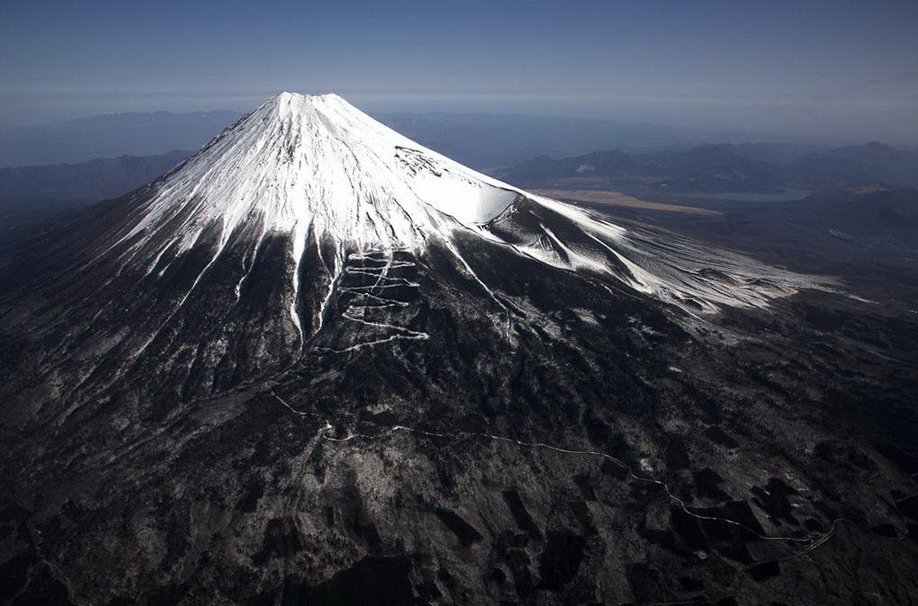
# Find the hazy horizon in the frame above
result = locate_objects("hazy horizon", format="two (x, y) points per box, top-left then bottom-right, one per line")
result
(2, 1), (917, 144)
(0, 101), (862, 145)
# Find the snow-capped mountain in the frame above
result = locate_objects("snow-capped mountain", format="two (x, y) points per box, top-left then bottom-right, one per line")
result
(0, 93), (814, 421)
(98, 92), (806, 326)
(4, 94), (910, 606)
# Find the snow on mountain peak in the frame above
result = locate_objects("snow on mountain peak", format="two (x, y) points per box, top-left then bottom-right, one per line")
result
(92, 91), (818, 337)
(117, 91), (521, 258)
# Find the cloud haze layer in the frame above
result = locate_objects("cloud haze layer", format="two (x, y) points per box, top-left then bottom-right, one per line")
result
(1, 1), (916, 142)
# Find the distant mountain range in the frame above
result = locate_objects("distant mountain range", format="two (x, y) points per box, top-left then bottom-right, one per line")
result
(373, 113), (846, 170)
(0, 150), (188, 211)
(500, 142), (918, 192)
(2, 109), (914, 225)
(0, 111), (240, 167)
(0, 108), (849, 170)
(5, 140), (917, 224)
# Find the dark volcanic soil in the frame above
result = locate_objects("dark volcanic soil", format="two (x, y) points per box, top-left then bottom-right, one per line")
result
(1, 196), (917, 604)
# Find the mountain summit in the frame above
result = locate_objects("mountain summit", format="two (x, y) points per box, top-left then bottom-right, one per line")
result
(0, 92), (811, 414)
(123, 92), (520, 254)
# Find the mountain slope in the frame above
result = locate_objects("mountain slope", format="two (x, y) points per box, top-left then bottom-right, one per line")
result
(1, 93), (916, 605)
(0, 93), (809, 421)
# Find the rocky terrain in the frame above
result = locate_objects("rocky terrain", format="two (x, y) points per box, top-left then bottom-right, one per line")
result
(1, 93), (916, 605)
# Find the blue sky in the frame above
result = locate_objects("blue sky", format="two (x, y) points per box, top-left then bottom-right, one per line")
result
(1, 0), (917, 141)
